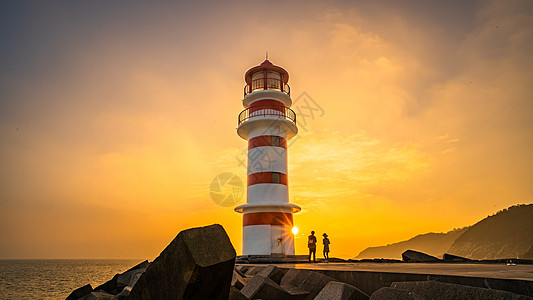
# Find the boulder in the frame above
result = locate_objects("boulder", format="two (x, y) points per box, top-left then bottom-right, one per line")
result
(234, 266), (247, 278)
(94, 261), (149, 295)
(401, 250), (440, 263)
(117, 268), (145, 288)
(280, 269), (337, 299)
(370, 287), (425, 300)
(256, 265), (284, 285)
(280, 284), (310, 300)
(314, 281), (369, 300)
(442, 253), (471, 262)
(240, 274), (292, 300)
(128, 224), (236, 300)
(229, 285), (248, 300)
(66, 284), (93, 300)
(115, 286), (132, 299)
(391, 280), (533, 300)
(235, 265), (250, 274)
(93, 274), (119, 294)
(244, 265), (266, 276)
(78, 291), (115, 300)
(232, 270), (249, 290)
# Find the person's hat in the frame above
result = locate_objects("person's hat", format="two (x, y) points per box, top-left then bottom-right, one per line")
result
(323, 233), (328, 237)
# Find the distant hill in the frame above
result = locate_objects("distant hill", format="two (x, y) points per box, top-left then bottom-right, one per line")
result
(355, 228), (468, 260)
(355, 204), (533, 260)
(448, 204), (533, 259)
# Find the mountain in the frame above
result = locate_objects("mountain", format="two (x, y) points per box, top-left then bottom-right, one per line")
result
(355, 228), (468, 260)
(355, 204), (533, 260)
(448, 204), (533, 259)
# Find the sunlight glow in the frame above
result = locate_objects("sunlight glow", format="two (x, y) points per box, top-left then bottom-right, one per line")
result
(292, 227), (299, 235)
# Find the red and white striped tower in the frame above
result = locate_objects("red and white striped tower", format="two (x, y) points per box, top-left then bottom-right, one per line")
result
(235, 59), (300, 256)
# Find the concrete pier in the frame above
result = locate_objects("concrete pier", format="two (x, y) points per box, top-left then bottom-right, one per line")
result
(239, 262), (533, 297)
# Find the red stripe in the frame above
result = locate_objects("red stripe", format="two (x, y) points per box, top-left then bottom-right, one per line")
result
(243, 212), (293, 226)
(249, 100), (285, 114)
(248, 136), (287, 150)
(249, 99), (285, 108)
(248, 172), (288, 186)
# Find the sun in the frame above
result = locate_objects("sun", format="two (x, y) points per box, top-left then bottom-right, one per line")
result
(292, 227), (299, 235)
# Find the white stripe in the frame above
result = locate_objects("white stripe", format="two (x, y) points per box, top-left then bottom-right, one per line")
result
(247, 184), (289, 205)
(248, 146), (287, 175)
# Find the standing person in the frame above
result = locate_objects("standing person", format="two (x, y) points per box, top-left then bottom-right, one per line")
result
(308, 231), (317, 262)
(323, 233), (330, 262)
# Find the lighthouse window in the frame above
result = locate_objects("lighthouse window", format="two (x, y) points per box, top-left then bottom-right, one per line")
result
(271, 136), (280, 147)
(272, 172), (281, 184)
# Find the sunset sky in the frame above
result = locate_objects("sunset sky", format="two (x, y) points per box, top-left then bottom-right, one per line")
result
(1, 0), (532, 259)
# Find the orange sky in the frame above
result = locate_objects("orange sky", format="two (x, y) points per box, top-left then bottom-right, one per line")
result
(1, 1), (532, 259)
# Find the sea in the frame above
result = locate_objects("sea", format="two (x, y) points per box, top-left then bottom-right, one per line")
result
(0, 259), (142, 299)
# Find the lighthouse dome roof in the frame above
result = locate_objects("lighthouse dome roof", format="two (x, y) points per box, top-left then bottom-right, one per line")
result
(245, 59), (289, 84)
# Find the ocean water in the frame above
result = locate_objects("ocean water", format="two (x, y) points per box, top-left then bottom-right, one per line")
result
(0, 259), (142, 299)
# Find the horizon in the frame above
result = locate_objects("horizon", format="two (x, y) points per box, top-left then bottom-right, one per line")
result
(1, 0), (532, 259)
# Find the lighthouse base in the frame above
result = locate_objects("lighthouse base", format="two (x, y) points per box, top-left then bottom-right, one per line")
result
(243, 225), (295, 256)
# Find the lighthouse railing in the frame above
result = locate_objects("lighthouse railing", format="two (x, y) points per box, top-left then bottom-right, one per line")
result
(238, 105), (296, 126)
(244, 78), (290, 97)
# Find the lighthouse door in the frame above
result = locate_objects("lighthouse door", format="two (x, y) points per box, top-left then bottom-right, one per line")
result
(270, 225), (283, 254)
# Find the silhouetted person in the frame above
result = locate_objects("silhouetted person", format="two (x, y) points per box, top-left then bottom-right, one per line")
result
(308, 231), (317, 262)
(322, 233), (330, 262)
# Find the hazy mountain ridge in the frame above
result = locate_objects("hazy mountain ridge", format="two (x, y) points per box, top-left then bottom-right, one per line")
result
(355, 228), (468, 260)
(448, 204), (533, 259)
(355, 204), (533, 260)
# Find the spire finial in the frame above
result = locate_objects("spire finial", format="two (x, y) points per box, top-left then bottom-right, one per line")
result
(266, 51), (268, 60)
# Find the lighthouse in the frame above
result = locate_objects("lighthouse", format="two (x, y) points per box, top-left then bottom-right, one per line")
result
(235, 59), (301, 256)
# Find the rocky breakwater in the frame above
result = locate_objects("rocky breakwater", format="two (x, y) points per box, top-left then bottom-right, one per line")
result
(68, 224), (533, 299)
(67, 224), (236, 299)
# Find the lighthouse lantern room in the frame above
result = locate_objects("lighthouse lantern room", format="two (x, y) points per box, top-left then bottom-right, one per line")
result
(235, 59), (301, 256)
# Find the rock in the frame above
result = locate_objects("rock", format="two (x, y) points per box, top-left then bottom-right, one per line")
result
(442, 253), (471, 262)
(280, 269), (337, 299)
(234, 266), (247, 278)
(128, 224), (236, 300)
(240, 274), (292, 300)
(93, 260), (149, 295)
(235, 265), (250, 274)
(401, 250), (440, 263)
(115, 286), (132, 299)
(244, 265), (266, 276)
(117, 268), (146, 288)
(370, 287), (425, 300)
(280, 284), (310, 300)
(391, 280), (533, 300)
(93, 274), (120, 294)
(314, 281), (369, 300)
(232, 270), (249, 290)
(78, 291), (115, 300)
(229, 285), (248, 300)
(256, 265), (284, 285)
(66, 284), (93, 300)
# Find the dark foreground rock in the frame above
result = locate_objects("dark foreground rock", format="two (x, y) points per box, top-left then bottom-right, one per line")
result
(92, 260), (149, 296)
(402, 250), (441, 263)
(442, 253), (471, 262)
(228, 285), (247, 300)
(256, 265), (285, 285)
(66, 284), (93, 300)
(240, 274), (292, 300)
(232, 270), (249, 290)
(392, 280), (533, 300)
(370, 287), (425, 300)
(280, 269), (337, 299)
(314, 281), (369, 300)
(128, 224), (236, 300)
(78, 291), (115, 300)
